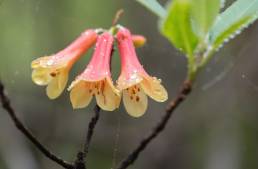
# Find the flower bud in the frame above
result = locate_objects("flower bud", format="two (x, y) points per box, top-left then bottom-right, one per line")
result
(132, 35), (146, 48)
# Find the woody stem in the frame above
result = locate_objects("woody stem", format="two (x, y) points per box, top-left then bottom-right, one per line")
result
(74, 105), (100, 169)
(116, 79), (193, 169)
(0, 81), (74, 169)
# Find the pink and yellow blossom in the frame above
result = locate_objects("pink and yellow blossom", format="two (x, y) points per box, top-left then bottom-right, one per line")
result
(31, 29), (97, 99)
(69, 32), (121, 111)
(116, 27), (168, 117)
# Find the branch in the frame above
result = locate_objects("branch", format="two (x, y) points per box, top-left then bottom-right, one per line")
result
(116, 79), (192, 169)
(74, 105), (100, 169)
(0, 81), (74, 169)
(83, 105), (100, 156)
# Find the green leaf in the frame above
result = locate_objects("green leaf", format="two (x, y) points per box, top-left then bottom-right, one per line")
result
(209, 0), (258, 50)
(161, 0), (198, 56)
(191, 0), (221, 38)
(135, 0), (166, 18)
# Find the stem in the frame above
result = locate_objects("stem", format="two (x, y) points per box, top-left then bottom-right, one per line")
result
(187, 55), (198, 81)
(116, 79), (193, 169)
(83, 105), (100, 156)
(74, 105), (100, 169)
(135, 0), (166, 18)
(200, 47), (216, 67)
(0, 81), (73, 169)
(112, 9), (124, 26)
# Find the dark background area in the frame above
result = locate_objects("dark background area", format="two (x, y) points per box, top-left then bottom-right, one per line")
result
(0, 0), (258, 169)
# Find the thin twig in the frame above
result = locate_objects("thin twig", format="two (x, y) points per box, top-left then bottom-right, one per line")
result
(112, 9), (124, 26)
(74, 105), (100, 169)
(116, 80), (192, 169)
(0, 81), (74, 169)
(83, 105), (100, 156)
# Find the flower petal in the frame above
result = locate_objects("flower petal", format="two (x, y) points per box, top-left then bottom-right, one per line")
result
(141, 77), (168, 102)
(31, 56), (49, 69)
(32, 68), (52, 86)
(117, 72), (143, 90)
(123, 85), (148, 117)
(46, 69), (68, 99)
(95, 78), (121, 111)
(70, 81), (93, 109)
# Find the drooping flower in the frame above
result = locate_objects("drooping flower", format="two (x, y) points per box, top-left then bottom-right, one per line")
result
(69, 32), (121, 111)
(116, 27), (168, 117)
(31, 29), (97, 99)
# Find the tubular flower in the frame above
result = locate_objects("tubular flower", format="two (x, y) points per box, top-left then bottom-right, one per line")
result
(69, 32), (121, 111)
(31, 29), (97, 99)
(116, 27), (168, 117)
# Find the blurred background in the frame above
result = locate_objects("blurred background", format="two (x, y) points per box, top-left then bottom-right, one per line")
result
(0, 0), (258, 169)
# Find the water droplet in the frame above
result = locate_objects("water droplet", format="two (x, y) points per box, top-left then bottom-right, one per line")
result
(47, 60), (54, 66)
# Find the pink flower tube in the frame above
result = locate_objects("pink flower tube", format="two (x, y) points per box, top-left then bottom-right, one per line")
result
(31, 29), (97, 99)
(117, 27), (168, 117)
(69, 32), (121, 111)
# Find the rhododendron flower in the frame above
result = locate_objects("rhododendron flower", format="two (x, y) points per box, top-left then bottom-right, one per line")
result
(31, 29), (97, 99)
(69, 32), (120, 111)
(116, 27), (168, 117)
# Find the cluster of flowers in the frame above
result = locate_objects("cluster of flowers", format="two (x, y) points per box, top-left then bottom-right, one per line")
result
(31, 26), (167, 117)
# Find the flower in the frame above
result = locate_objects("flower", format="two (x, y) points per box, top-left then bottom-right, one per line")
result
(132, 35), (146, 48)
(31, 29), (97, 99)
(116, 27), (168, 117)
(69, 32), (121, 111)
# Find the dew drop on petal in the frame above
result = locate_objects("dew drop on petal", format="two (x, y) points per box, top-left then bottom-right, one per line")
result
(47, 60), (54, 66)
